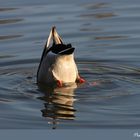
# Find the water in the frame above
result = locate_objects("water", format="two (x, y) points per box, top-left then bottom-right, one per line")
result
(0, 0), (140, 129)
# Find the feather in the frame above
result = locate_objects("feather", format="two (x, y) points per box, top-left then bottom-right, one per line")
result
(37, 26), (83, 87)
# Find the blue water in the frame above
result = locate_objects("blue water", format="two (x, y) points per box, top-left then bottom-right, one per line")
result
(0, 0), (140, 129)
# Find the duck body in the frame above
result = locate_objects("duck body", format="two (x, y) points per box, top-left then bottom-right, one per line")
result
(37, 26), (85, 87)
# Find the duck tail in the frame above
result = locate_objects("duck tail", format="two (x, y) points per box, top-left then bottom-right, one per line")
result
(52, 26), (63, 44)
(45, 26), (63, 48)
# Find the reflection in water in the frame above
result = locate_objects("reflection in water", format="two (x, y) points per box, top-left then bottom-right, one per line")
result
(38, 84), (77, 129)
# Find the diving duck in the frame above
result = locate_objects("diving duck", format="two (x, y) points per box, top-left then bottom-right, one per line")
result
(37, 26), (85, 87)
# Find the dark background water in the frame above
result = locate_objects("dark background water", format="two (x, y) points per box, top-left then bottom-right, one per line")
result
(0, 0), (140, 129)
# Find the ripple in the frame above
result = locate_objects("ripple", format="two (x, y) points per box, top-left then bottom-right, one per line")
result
(83, 2), (109, 9)
(79, 12), (116, 19)
(95, 35), (128, 40)
(0, 55), (14, 59)
(0, 34), (23, 41)
(0, 7), (17, 12)
(0, 98), (12, 103)
(0, 18), (23, 25)
(0, 58), (38, 67)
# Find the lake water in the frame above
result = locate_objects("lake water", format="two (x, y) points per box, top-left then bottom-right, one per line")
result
(0, 0), (140, 129)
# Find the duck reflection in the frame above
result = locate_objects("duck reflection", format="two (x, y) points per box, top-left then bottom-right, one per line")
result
(38, 83), (77, 129)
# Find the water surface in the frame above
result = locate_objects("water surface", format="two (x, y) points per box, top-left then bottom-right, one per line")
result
(0, 0), (140, 129)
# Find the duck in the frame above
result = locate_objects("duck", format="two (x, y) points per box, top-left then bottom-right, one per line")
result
(37, 26), (85, 87)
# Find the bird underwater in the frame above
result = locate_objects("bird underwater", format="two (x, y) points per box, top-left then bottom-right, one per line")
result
(37, 26), (85, 87)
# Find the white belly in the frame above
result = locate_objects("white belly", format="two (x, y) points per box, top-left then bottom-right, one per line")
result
(52, 58), (77, 83)
(38, 53), (78, 84)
